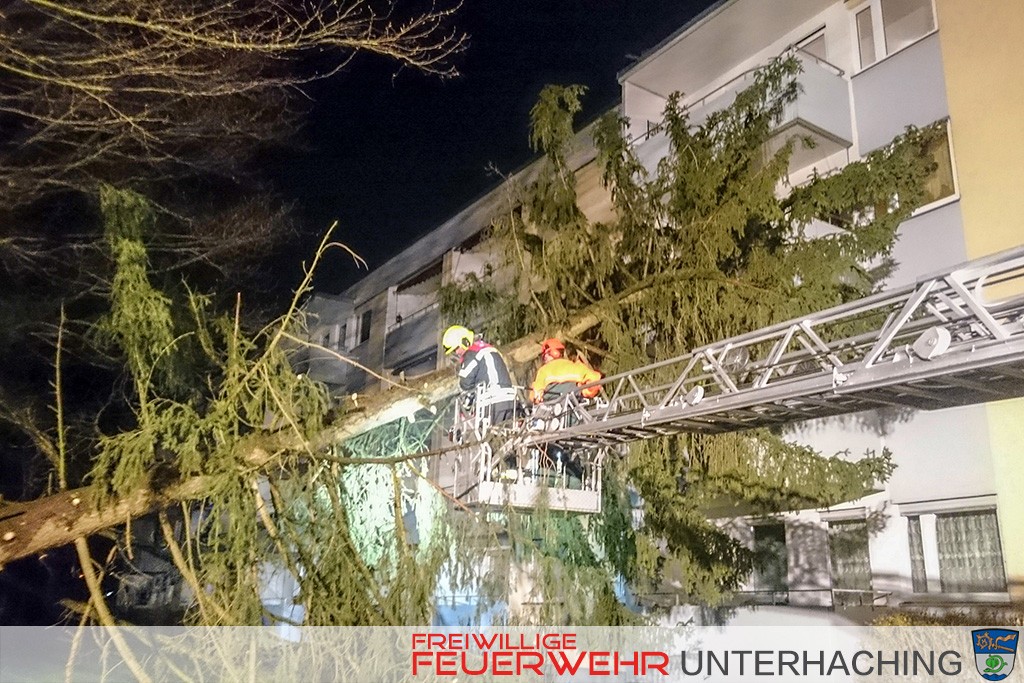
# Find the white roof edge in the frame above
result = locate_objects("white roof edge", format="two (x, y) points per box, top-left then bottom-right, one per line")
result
(617, 0), (735, 85)
(307, 291), (352, 302)
(338, 110), (616, 306)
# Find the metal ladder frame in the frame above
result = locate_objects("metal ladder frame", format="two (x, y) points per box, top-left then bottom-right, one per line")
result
(444, 245), (1024, 510)
(518, 245), (1024, 448)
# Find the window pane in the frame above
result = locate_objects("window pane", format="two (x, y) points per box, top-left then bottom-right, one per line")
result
(921, 124), (956, 205)
(752, 524), (788, 594)
(882, 0), (935, 55)
(857, 8), (876, 68)
(936, 510), (1007, 593)
(907, 516), (928, 593)
(359, 310), (372, 343)
(799, 34), (827, 62)
(829, 519), (872, 604)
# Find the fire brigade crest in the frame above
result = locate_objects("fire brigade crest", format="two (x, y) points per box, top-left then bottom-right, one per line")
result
(972, 629), (1018, 681)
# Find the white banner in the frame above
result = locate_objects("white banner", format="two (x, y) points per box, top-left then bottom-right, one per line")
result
(0, 625), (1019, 682)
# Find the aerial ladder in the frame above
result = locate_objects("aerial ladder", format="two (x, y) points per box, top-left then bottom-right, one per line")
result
(447, 245), (1024, 513)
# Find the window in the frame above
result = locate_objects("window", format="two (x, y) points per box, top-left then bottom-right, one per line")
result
(920, 122), (956, 206)
(935, 510), (1007, 593)
(828, 519), (872, 604)
(904, 507), (1008, 595)
(856, 9), (876, 67)
(752, 524), (788, 593)
(881, 0), (935, 55)
(358, 309), (372, 344)
(843, 121), (954, 218)
(855, 0), (935, 69)
(339, 324), (347, 350)
(907, 516), (928, 592)
(797, 30), (827, 62)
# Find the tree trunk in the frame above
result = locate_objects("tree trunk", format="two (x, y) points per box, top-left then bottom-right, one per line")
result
(0, 477), (208, 565)
(0, 309), (604, 565)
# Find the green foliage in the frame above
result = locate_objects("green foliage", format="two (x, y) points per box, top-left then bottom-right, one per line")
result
(94, 186), (183, 395)
(84, 187), (454, 626)
(527, 84), (590, 237)
(439, 273), (527, 347)
(594, 459), (639, 582)
(80, 52), (945, 629)
(874, 606), (1024, 626)
(465, 57), (944, 607)
(439, 272), (500, 321)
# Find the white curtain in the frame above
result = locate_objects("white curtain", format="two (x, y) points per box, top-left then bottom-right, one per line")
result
(906, 516), (927, 592)
(936, 510), (1007, 593)
(829, 519), (872, 604)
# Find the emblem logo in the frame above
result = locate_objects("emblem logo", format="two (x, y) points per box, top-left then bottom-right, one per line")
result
(972, 629), (1018, 681)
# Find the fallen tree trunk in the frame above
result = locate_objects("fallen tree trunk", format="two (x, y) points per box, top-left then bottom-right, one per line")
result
(0, 308), (604, 565)
(0, 477), (209, 566)
(323, 308), (605, 441)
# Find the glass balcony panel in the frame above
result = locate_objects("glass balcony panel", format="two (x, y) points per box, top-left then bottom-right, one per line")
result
(384, 302), (440, 371)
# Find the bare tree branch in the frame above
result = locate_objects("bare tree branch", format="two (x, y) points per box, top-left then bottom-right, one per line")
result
(0, 0), (465, 209)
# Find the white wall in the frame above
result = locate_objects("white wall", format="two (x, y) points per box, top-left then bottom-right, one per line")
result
(788, 401), (995, 505)
(625, 0), (1009, 615)
(851, 32), (949, 153)
(888, 202), (967, 288)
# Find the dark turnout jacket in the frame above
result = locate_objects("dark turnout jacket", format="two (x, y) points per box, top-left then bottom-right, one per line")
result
(457, 340), (517, 422)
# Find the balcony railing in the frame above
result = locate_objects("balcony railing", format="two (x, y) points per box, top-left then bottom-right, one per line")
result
(384, 301), (440, 370)
(731, 587), (890, 608)
(628, 47), (851, 171)
(636, 587), (891, 610)
(387, 299), (440, 333)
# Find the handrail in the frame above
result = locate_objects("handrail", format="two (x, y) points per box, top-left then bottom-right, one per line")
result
(790, 45), (845, 78)
(626, 45), (846, 147)
(387, 300), (440, 333)
(638, 587), (892, 608)
(624, 63), (764, 146)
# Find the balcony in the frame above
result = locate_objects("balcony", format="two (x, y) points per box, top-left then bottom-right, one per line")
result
(307, 343), (372, 392)
(384, 301), (440, 373)
(306, 347), (349, 386)
(631, 51), (852, 174)
(620, 0), (835, 109)
(773, 52), (853, 170)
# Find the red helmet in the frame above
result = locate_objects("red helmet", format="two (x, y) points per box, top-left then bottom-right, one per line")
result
(540, 338), (565, 358)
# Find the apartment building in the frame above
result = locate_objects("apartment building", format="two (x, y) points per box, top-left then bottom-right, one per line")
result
(619, 0), (1023, 611)
(298, 125), (613, 396)
(302, 0), (1023, 616)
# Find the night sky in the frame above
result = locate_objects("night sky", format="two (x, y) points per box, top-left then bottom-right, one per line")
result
(265, 1), (718, 294)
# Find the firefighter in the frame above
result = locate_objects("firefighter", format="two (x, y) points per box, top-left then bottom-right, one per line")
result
(442, 325), (517, 425)
(529, 338), (602, 403)
(528, 337), (600, 488)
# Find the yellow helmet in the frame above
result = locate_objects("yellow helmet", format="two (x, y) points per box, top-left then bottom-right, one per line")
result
(442, 325), (474, 355)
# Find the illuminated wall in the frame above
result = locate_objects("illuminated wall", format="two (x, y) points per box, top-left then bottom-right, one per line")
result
(935, 0), (1024, 599)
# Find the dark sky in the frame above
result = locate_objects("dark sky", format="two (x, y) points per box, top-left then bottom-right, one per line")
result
(266, 1), (717, 293)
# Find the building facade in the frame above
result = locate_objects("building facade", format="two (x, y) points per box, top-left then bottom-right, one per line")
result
(302, 0), (1023, 615)
(619, 0), (1023, 610)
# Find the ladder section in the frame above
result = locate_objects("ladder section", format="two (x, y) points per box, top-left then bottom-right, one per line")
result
(521, 246), (1024, 449)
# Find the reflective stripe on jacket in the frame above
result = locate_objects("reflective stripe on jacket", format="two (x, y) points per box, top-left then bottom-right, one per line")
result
(458, 341), (514, 406)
